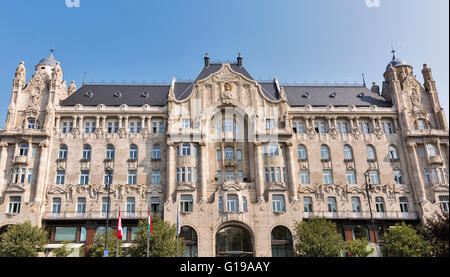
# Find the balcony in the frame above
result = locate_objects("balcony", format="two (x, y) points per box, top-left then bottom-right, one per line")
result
(428, 155), (443, 165)
(223, 159), (236, 167)
(13, 155), (28, 165)
(43, 210), (149, 220)
(302, 211), (419, 220)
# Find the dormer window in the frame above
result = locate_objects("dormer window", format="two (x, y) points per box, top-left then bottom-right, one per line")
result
(114, 91), (122, 98)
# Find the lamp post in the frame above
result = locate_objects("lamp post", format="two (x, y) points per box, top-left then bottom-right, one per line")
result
(104, 168), (113, 257)
(364, 169), (378, 244)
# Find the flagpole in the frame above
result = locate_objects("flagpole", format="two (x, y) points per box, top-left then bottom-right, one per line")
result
(147, 206), (150, 258)
(176, 199), (179, 257)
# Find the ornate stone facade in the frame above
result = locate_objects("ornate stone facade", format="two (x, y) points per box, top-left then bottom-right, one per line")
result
(0, 51), (448, 257)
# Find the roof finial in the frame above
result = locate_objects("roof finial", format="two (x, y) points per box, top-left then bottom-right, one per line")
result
(237, 52), (243, 67)
(82, 72), (87, 86)
(204, 53), (210, 67)
(391, 45), (396, 59)
(362, 73), (366, 87)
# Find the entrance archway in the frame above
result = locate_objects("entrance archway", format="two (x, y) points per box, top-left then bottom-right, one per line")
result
(215, 225), (253, 257)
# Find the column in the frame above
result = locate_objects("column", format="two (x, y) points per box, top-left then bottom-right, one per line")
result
(407, 142), (426, 203)
(124, 116), (129, 131)
(55, 116), (61, 131)
(166, 142), (176, 202)
(95, 116), (100, 130)
(118, 116), (123, 129)
(72, 116), (77, 129)
(79, 116), (84, 132)
(254, 142), (265, 202)
(200, 142), (208, 202)
(286, 142), (298, 201)
(34, 141), (49, 203)
(147, 116), (152, 132)
(102, 116), (107, 129)
(0, 142), (9, 195)
(140, 116), (145, 130)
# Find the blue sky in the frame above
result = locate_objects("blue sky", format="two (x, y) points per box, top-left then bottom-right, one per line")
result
(0, 0), (448, 125)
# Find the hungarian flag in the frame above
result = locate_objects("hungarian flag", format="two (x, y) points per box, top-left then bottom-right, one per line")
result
(117, 211), (123, 240)
(147, 209), (152, 237)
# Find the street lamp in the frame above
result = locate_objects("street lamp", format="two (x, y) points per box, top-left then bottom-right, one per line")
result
(104, 168), (113, 257)
(364, 169), (378, 245)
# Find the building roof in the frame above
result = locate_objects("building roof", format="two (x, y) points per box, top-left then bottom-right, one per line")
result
(60, 62), (392, 108)
(38, 50), (59, 67)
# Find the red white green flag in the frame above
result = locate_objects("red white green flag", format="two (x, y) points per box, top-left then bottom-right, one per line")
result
(147, 209), (152, 237)
(117, 211), (123, 240)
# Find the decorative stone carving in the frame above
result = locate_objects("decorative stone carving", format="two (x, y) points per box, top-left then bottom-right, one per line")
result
(307, 127), (316, 139)
(374, 127), (384, 139)
(351, 127), (361, 139)
(94, 127), (104, 138)
(118, 128), (127, 138)
(14, 61), (26, 85)
(71, 127), (80, 138)
(140, 127), (150, 138)
(329, 127), (338, 138)
(68, 80), (77, 94)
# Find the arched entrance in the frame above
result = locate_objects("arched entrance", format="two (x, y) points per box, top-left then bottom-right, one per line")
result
(180, 226), (198, 257)
(215, 225), (253, 257)
(270, 226), (294, 257)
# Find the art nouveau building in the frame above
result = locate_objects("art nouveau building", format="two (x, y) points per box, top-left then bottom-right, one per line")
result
(0, 51), (448, 257)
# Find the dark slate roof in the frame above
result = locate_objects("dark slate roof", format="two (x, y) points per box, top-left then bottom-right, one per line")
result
(283, 85), (392, 107)
(61, 63), (391, 108)
(176, 63), (254, 100)
(60, 84), (170, 106)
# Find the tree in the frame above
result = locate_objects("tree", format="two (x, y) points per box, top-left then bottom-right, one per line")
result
(344, 239), (374, 257)
(294, 218), (345, 257)
(0, 222), (48, 257)
(89, 229), (124, 257)
(382, 222), (431, 257)
(51, 240), (74, 257)
(418, 212), (449, 257)
(126, 216), (185, 257)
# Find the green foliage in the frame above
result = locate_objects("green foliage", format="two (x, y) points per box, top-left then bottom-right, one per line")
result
(0, 222), (48, 257)
(126, 216), (185, 257)
(382, 222), (432, 257)
(294, 218), (345, 257)
(344, 239), (374, 257)
(418, 212), (449, 257)
(89, 230), (124, 257)
(52, 240), (74, 257)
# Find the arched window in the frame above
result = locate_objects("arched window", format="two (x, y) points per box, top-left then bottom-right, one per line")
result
(366, 145), (376, 161)
(388, 146), (399, 161)
(271, 226), (294, 257)
(343, 145), (353, 160)
(152, 145), (161, 159)
(182, 143), (191, 156)
(82, 145), (91, 160)
(19, 143), (29, 156)
(59, 145), (68, 159)
(298, 145), (307, 160)
(181, 226), (198, 257)
(129, 144), (138, 159)
(27, 118), (36, 129)
(320, 145), (330, 160)
(216, 226), (253, 257)
(106, 145), (115, 159)
(416, 119), (427, 130)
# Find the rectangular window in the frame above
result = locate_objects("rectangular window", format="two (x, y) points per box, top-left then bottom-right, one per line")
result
(224, 119), (233, 133)
(272, 195), (286, 212)
(276, 167), (281, 182)
(265, 168), (269, 182)
(238, 171), (244, 182)
(337, 121), (349, 134)
(152, 170), (160, 184)
(181, 167), (186, 182)
(104, 170), (113, 185)
(352, 197), (361, 212)
(218, 196), (223, 212)
(180, 195), (193, 212)
(52, 198), (61, 214)
(126, 197), (136, 215)
(266, 119), (275, 129)
(439, 196), (449, 212)
(236, 150), (242, 160)
(80, 170), (89, 185)
(393, 170), (403, 184)
(369, 170), (380, 185)
(182, 119), (191, 129)
(303, 197), (313, 213)
(217, 171), (222, 182)
(226, 171), (234, 181)
(150, 197), (160, 215)
(187, 167), (192, 182)
(323, 170), (333, 185)
(128, 170), (137, 185)
(54, 227), (77, 242)
(227, 195), (239, 212)
(84, 121), (96, 133)
(176, 168), (180, 183)
(101, 197), (109, 215)
(8, 196), (21, 214)
(152, 146), (161, 159)
(294, 121), (305, 133)
(216, 150), (221, 161)
(56, 170), (65, 185)
(346, 170), (357, 184)
(20, 168), (26, 183)
(270, 167), (276, 182)
(242, 197), (248, 212)
(107, 121), (119, 133)
(424, 169), (431, 184)
(399, 197), (409, 213)
(431, 168), (439, 184)
(418, 145), (425, 158)
(300, 170), (310, 184)
(375, 197), (385, 213)
(159, 121), (164, 134)
(77, 198), (86, 214)
(60, 121), (73, 133)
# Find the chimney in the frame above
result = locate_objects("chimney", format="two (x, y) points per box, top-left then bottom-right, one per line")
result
(237, 53), (242, 67)
(204, 53), (210, 67)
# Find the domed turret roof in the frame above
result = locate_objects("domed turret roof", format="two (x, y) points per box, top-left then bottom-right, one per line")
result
(386, 50), (409, 70)
(38, 49), (58, 67)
